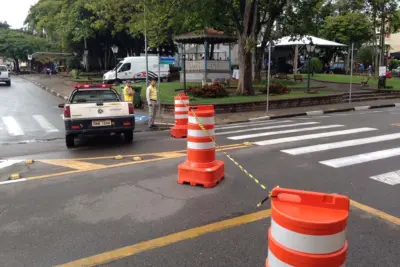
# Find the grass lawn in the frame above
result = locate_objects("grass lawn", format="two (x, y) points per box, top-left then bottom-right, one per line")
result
(299, 73), (400, 90)
(114, 82), (331, 104)
(71, 77), (104, 82)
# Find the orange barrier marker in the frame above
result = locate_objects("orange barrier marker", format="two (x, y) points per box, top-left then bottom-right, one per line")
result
(266, 187), (349, 267)
(170, 94), (189, 138)
(178, 105), (224, 188)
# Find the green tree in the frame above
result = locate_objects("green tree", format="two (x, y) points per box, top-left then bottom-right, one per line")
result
(321, 12), (373, 47)
(0, 28), (53, 71)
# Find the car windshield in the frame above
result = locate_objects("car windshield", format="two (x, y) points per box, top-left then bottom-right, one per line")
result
(0, 66), (7, 71)
(113, 62), (123, 71)
(71, 90), (120, 103)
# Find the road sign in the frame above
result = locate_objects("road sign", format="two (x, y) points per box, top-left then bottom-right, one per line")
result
(135, 115), (149, 122)
(160, 56), (175, 65)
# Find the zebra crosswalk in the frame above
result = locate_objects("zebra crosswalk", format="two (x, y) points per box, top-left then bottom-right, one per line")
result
(0, 114), (63, 142)
(215, 120), (400, 186)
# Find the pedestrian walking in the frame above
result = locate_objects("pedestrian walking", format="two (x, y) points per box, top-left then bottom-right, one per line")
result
(146, 78), (159, 129)
(123, 81), (134, 104)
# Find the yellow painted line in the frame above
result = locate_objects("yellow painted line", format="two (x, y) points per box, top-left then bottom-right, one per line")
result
(350, 200), (400, 225)
(55, 209), (271, 267)
(54, 199), (400, 267)
(46, 143), (245, 161)
(391, 123), (400, 127)
(39, 160), (106, 171)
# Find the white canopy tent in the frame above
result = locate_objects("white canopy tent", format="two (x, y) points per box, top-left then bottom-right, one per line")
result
(258, 35), (346, 73)
(266, 35), (346, 47)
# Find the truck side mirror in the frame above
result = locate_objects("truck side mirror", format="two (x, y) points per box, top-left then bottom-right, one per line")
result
(58, 103), (65, 108)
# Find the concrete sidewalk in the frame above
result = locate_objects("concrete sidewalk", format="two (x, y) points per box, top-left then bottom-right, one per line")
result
(19, 74), (400, 125)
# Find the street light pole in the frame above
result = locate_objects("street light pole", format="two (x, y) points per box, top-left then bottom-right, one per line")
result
(266, 41), (272, 114)
(27, 54), (32, 75)
(306, 41), (315, 91)
(111, 45), (119, 84)
(349, 42), (354, 107)
(144, 1), (148, 87)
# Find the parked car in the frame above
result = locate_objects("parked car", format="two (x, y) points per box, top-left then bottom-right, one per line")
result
(0, 65), (11, 86)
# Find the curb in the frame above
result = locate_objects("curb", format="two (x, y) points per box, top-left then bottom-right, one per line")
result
(18, 75), (69, 101)
(248, 104), (399, 122)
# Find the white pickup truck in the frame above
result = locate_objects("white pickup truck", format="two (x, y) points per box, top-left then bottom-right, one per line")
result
(0, 65), (11, 86)
(59, 84), (135, 148)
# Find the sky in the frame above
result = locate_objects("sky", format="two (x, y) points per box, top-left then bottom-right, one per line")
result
(0, 0), (39, 29)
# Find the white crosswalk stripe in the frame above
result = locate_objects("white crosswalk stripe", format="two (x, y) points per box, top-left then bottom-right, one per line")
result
(2, 116), (24, 136)
(217, 122), (319, 136)
(228, 125), (345, 140)
(218, 119), (400, 186)
(33, 115), (59, 133)
(252, 128), (376, 146)
(319, 147), (400, 168)
(0, 115), (61, 138)
(281, 133), (400, 155)
(216, 120), (293, 130)
(370, 170), (400, 185)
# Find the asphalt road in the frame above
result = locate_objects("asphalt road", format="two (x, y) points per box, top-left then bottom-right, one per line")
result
(0, 76), (65, 145)
(0, 76), (150, 147)
(0, 99), (399, 266)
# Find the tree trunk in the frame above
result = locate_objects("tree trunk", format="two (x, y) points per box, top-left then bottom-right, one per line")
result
(254, 49), (263, 81)
(14, 59), (20, 73)
(209, 44), (214, 60)
(236, 36), (253, 95)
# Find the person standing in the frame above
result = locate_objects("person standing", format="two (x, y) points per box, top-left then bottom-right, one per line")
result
(123, 81), (134, 104)
(146, 78), (159, 129)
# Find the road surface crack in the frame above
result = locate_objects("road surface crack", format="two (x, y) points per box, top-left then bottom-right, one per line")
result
(134, 184), (186, 201)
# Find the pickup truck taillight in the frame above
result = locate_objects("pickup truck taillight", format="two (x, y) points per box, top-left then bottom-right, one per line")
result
(128, 103), (134, 114)
(64, 106), (71, 118)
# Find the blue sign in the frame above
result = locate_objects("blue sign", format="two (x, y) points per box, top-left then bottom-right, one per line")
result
(135, 115), (149, 122)
(160, 56), (175, 65)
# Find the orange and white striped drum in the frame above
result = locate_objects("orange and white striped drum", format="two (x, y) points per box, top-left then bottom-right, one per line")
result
(178, 105), (224, 188)
(266, 187), (349, 267)
(171, 93), (190, 138)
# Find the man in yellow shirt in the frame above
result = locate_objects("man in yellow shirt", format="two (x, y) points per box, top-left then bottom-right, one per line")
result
(123, 81), (134, 103)
(146, 78), (158, 128)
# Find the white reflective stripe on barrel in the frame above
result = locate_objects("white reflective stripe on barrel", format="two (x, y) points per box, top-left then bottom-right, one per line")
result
(188, 129), (215, 137)
(175, 114), (188, 119)
(175, 107), (189, 112)
(187, 141), (215, 150)
(271, 219), (346, 254)
(174, 99), (189, 104)
(267, 250), (345, 267)
(188, 116), (215, 125)
(268, 249), (293, 267)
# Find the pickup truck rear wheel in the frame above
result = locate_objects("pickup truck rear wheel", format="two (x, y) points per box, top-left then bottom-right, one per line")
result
(124, 131), (133, 143)
(66, 134), (75, 148)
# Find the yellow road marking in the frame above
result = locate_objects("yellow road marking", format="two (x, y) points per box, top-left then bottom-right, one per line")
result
(55, 209), (272, 267)
(391, 123), (400, 127)
(24, 144), (247, 183)
(54, 199), (400, 267)
(350, 200), (400, 225)
(39, 159), (106, 171)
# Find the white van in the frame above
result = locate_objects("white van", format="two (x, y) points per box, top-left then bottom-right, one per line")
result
(103, 56), (170, 83)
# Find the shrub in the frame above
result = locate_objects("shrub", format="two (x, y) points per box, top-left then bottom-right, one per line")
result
(311, 58), (323, 73)
(71, 69), (80, 79)
(188, 83), (229, 98)
(259, 81), (290, 95)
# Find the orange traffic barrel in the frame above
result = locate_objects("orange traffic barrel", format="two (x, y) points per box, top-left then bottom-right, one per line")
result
(178, 105), (224, 188)
(171, 93), (189, 138)
(266, 187), (349, 267)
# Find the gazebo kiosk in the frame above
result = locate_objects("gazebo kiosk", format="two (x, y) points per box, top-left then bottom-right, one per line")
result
(175, 29), (237, 83)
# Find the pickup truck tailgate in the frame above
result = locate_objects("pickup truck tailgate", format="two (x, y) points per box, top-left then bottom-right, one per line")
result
(70, 102), (129, 119)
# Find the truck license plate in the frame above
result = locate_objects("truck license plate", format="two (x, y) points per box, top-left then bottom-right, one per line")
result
(92, 120), (112, 127)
